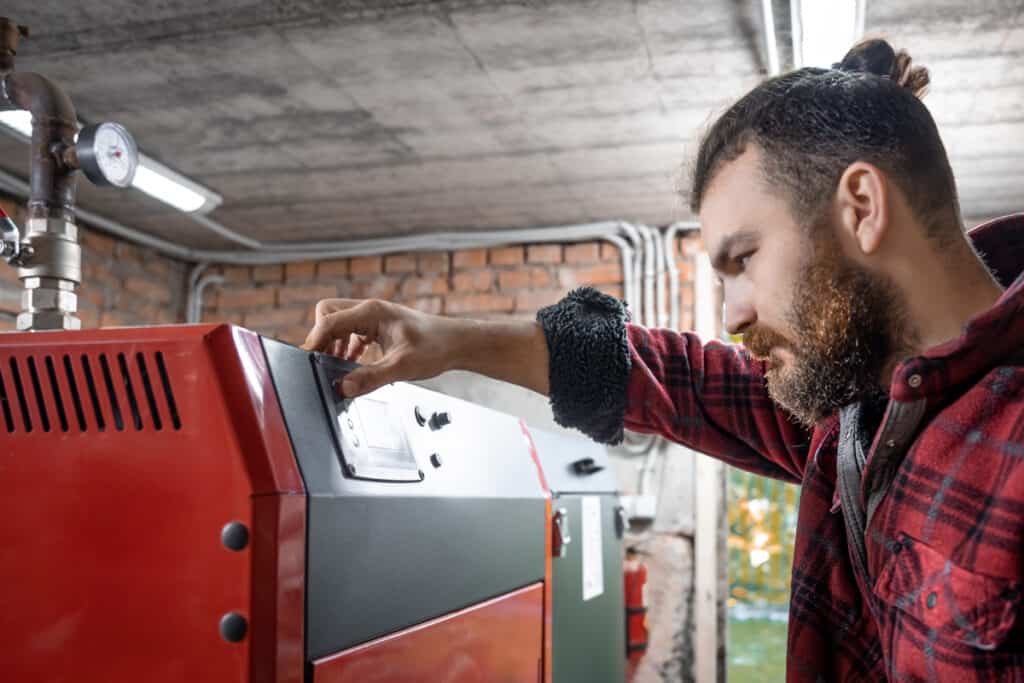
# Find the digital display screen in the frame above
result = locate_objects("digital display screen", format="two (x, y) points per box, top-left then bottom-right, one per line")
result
(354, 398), (403, 451)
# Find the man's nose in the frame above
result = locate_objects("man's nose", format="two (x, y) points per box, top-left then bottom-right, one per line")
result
(723, 284), (755, 336)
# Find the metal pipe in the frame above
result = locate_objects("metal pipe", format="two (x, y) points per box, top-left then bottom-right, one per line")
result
(189, 273), (224, 324)
(761, 0), (782, 76)
(664, 222), (701, 329)
(0, 19), (84, 331)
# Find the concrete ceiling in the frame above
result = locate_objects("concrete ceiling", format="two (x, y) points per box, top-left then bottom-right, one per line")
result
(0, 0), (1021, 250)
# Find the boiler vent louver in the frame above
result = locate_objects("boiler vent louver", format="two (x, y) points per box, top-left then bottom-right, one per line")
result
(0, 351), (181, 433)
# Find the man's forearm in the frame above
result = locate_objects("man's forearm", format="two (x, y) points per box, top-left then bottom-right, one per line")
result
(447, 319), (550, 396)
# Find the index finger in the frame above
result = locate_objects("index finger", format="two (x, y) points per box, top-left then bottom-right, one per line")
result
(302, 301), (381, 352)
(315, 298), (361, 322)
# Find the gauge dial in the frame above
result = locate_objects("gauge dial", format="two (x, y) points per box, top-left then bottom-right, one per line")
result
(76, 122), (139, 188)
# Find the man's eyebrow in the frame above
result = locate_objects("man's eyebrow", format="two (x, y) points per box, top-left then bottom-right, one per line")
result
(710, 229), (759, 271)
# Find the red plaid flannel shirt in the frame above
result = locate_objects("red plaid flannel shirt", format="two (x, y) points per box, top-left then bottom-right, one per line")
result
(623, 215), (1024, 681)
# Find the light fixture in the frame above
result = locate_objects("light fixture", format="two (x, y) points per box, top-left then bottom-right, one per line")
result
(0, 109), (31, 137)
(792, 0), (866, 69)
(131, 157), (221, 214)
(0, 108), (222, 214)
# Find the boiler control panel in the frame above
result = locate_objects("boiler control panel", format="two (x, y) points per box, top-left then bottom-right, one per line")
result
(312, 353), (422, 482)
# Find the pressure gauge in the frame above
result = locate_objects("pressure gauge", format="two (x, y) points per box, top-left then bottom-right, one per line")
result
(76, 122), (139, 188)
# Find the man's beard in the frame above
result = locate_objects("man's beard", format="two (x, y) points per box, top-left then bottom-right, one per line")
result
(743, 233), (914, 428)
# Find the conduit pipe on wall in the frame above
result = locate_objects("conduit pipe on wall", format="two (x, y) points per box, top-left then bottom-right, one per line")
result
(664, 221), (701, 329)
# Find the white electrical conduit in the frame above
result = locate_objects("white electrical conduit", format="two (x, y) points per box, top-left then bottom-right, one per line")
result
(663, 221), (701, 329)
(762, 0), (782, 76)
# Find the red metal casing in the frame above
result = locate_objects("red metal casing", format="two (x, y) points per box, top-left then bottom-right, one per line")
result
(0, 324), (305, 683)
(311, 583), (545, 683)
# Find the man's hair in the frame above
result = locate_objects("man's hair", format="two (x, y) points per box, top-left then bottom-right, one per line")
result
(690, 39), (961, 241)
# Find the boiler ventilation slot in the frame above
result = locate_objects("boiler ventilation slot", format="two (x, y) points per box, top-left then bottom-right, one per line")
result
(0, 351), (181, 434)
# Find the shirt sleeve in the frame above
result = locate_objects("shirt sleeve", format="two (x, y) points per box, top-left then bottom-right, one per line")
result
(625, 324), (810, 483)
(537, 287), (811, 483)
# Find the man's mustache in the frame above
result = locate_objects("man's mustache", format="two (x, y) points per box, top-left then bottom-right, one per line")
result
(743, 325), (791, 360)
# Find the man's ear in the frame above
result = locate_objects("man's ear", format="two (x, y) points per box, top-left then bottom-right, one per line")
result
(835, 161), (889, 255)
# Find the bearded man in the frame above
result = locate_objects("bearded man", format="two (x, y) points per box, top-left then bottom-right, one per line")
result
(303, 39), (1024, 681)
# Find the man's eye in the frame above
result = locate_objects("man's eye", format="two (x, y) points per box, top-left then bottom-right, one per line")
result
(738, 252), (754, 269)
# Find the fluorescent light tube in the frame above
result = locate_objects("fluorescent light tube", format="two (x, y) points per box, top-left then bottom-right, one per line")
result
(0, 109), (222, 214)
(132, 158), (221, 214)
(0, 109), (32, 138)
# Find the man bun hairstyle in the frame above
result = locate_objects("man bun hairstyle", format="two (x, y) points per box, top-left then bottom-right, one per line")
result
(691, 39), (960, 242)
(833, 39), (930, 98)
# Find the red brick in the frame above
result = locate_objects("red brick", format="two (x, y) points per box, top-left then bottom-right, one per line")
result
(531, 268), (553, 288)
(453, 249), (487, 269)
(600, 243), (620, 262)
(489, 246), (524, 266)
(201, 309), (237, 324)
(599, 285), (624, 299)
(514, 290), (564, 313)
(286, 261), (317, 283)
(243, 307), (306, 329)
(498, 269), (532, 291)
(252, 264), (284, 283)
(452, 271), (492, 293)
(100, 310), (135, 328)
(222, 266), (252, 284)
(400, 276), (448, 298)
(122, 276), (172, 304)
(143, 257), (173, 280)
(317, 259), (349, 279)
(558, 263), (623, 288)
(350, 256), (382, 276)
(278, 283), (338, 306)
(217, 286), (276, 310)
(80, 229), (116, 257)
(385, 254), (417, 274)
(78, 305), (100, 330)
(115, 241), (144, 265)
(79, 285), (106, 308)
(278, 325), (311, 346)
(417, 252), (450, 275)
(352, 277), (399, 300)
(527, 244), (562, 264)
(444, 293), (515, 315)
(564, 243), (600, 263)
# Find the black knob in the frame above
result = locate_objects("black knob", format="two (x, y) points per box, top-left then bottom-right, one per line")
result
(430, 453), (443, 468)
(219, 612), (248, 643)
(414, 406), (427, 427)
(572, 457), (604, 475)
(428, 411), (451, 431)
(220, 521), (249, 552)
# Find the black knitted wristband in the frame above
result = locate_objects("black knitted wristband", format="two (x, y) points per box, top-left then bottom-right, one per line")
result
(536, 287), (631, 445)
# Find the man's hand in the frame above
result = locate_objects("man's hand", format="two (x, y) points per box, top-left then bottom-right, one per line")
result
(302, 298), (551, 398)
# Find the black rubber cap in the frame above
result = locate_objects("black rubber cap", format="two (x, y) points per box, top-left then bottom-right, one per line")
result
(221, 521), (249, 552)
(430, 453), (443, 468)
(220, 612), (248, 643)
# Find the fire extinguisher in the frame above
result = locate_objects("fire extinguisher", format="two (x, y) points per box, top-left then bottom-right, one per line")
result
(624, 546), (648, 679)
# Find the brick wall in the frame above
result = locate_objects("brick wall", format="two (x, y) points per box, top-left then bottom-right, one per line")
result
(201, 236), (701, 346)
(0, 195), (189, 331)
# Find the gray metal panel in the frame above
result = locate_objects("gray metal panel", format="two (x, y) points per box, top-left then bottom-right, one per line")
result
(261, 338), (548, 660)
(551, 494), (627, 683)
(530, 426), (620, 495)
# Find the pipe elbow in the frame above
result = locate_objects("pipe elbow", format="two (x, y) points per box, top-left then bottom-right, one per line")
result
(3, 71), (77, 129)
